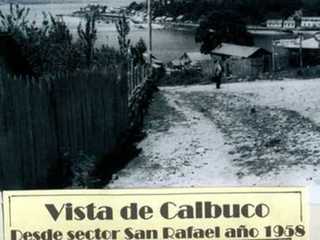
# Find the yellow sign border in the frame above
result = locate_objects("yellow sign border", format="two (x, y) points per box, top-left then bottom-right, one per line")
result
(2, 187), (309, 240)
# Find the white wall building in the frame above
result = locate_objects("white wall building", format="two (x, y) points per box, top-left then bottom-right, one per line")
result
(266, 19), (283, 28)
(301, 17), (320, 28)
(267, 16), (320, 29)
(266, 18), (295, 29)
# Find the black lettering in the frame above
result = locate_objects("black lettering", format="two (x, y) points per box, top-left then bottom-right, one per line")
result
(160, 202), (177, 219)
(74, 207), (86, 221)
(45, 204), (65, 221)
(120, 203), (138, 220)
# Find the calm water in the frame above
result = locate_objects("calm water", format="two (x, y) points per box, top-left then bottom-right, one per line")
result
(0, 1), (200, 62)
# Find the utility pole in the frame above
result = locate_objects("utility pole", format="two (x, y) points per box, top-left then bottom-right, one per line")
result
(147, 0), (153, 66)
(299, 32), (303, 68)
(272, 40), (277, 72)
(272, 40), (275, 72)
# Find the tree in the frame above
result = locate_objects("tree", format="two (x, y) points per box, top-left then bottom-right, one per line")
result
(95, 45), (124, 68)
(128, 1), (145, 11)
(235, 0), (268, 24)
(279, 0), (302, 27)
(48, 14), (72, 45)
(293, 10), (303, 28)
(259, 0), (302, 26)
(195, 9), (254, 54)
(116, 14), (131, 58)
(0, 3), (126, 76)
(45, 15), (82, 72)
(303, 0), (320, 15)
(77, 12), (98, 67)
(131, 38), (147, 65)
(0, 3), (30, 39)
(22, 14), (50, 75)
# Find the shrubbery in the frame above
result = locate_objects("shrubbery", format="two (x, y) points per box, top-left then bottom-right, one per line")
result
(160, 68), (209, 86)
(0, 4), (146, 77)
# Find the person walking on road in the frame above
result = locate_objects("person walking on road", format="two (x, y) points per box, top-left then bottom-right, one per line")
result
(213, 60), (223, 89)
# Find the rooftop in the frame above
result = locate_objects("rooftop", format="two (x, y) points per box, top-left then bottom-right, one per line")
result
(182, 52), (211, 62)
(275, 37), (320, 49)
(211, 43), (268, 58)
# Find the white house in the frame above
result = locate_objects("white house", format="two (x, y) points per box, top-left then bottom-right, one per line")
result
(267, 16), (320, 29)
(266, 19), (283, 28)
(301, 17), (320, 28)
(266, 18), (295, 29)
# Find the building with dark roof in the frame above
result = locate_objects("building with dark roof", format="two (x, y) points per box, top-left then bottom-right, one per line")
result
(212, 43), (270, 59)
(274, 37), (320, 67)
(211, 43), (272, 78)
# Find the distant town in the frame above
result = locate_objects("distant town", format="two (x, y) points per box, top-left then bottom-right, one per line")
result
(62, 1), (320, 80)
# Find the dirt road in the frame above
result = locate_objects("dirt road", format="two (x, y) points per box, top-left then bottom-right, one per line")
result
(108, 80), (320, 188)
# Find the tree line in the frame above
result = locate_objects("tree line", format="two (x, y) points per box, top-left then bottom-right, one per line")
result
(129, 0), (320, 23)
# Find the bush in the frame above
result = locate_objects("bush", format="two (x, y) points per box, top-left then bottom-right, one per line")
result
(0, 4), (125, 77)
(116, 14), (131, 58)
(127, 1), (145, 12)
(70, 152), (98, 188)
(77, 12), (97, 67)
(130, 38), (147, 66)
(160, 68), (208, 86)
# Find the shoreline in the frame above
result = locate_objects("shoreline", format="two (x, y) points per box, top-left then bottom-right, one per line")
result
(162, 23), (198, 32)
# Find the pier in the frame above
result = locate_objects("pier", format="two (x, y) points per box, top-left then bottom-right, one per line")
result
(71, 12), (123, 23)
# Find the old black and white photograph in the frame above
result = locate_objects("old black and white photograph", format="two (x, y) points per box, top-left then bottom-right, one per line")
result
(1, 0), (320, 208)
(1, 0), (320, 237)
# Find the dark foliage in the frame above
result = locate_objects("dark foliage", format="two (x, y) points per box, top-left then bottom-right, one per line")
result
(160, 69), (208, 86)
(94, 45), (124, 68)
(116, 14), (131, 58)
(150, 0), (304, 24)
(0, 4), (126, 77)
(127, 1), (145, 12)
(130, 38), (147, 65)
(303, 0), (320, 15)
(151, 0), (218, 22)
(77, 12), (98, 67)
(195, 9), (254, 54)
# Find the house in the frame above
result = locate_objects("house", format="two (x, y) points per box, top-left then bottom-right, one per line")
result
(142, 53), (164, 70)
(267, 18), (296, 29)
(301, 17), (320, 28)
(154, 16), (164, 23)
(180, 52), (211, 66)
(283, 18), (296, 29)
(274, 37), (320, 67)
(211, 43), (272, 77)
(266, 19), (283, 28)
(168, 52), (213, 75)
(275, 37), (320, 49)
(165, 17), (174, 22)
(0, 32), (35, 77)
(176, 15), (184, 22)
(167, 59), (183, 69)
(267, 16), (320, 29)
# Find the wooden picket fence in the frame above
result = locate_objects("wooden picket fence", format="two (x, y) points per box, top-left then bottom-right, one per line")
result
(0, 62), (151, 189)
(0, 71), (58, 188)
(127, 61), (149, 101)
